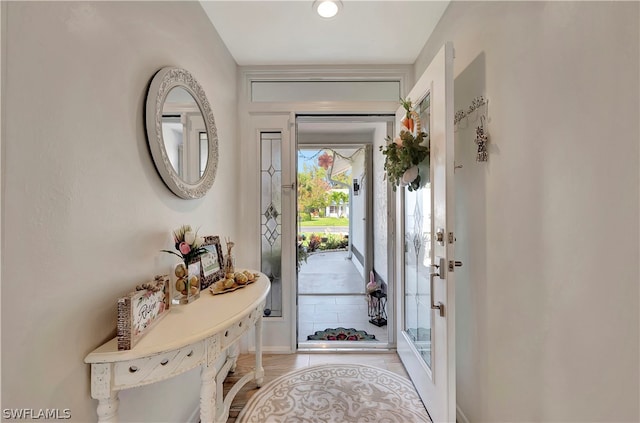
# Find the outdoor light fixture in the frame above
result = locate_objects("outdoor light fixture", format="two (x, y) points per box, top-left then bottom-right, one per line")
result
(313, 0), (342, 19)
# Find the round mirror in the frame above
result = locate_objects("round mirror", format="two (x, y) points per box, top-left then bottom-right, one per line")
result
(145, 68), (218, 199)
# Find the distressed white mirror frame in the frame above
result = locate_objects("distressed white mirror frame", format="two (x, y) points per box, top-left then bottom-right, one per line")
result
(145, 67), (219, 199)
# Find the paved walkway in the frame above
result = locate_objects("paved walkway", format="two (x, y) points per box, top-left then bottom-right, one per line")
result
(298, 226), (348, 234)
(298, 250), (364, 295)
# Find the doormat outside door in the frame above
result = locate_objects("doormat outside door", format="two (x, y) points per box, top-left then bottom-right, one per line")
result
(307, 327), (376, 341)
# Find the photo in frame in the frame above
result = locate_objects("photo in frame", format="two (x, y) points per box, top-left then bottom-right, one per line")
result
(198, 235), (225, 290)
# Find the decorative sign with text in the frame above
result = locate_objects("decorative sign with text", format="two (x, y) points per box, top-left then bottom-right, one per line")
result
(117, 275), (170, 350)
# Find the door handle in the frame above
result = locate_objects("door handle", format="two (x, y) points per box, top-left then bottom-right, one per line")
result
(281, 183), (295, 190)
(429, 272), (445, 317)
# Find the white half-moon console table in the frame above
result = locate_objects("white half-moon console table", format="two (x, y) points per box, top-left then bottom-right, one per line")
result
(85, 272), (270, 423)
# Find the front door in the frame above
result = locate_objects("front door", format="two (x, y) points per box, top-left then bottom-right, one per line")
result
(396, 43), (455, 422)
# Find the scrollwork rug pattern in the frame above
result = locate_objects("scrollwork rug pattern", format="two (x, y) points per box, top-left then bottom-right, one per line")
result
(236, 364), (430, 422)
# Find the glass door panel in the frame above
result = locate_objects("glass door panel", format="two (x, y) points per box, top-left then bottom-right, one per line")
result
(403, 94), (432, 369)
(260, 131), (283, 317)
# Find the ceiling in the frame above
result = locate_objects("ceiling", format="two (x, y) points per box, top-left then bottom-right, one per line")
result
(200, 1), (450, 66)
(297, 120), (388, 145)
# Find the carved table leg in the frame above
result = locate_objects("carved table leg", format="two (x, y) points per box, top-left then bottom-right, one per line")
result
(91, 363), (119, 422)
(200, 364), (217, 423)
(255, 314), (264, 387)
(96, 393), (119, 423)
(228, 342), (240, 373)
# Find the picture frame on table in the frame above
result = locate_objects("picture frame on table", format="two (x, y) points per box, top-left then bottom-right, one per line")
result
(198, 235), (225, 290)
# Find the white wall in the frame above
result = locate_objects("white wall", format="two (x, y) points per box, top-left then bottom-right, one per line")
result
(2, 2), (238, 422)
(414, 2), (639, 422)
(350, 148), (366, 274)
(372, 122), (390, 285)
(0, 1), (4, 411)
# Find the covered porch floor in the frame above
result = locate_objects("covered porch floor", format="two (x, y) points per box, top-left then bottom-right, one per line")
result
(297, 250), (389, 344)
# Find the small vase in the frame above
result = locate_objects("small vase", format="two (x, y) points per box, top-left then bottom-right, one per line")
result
(171, 262), (200, 305)
(223, 254), (235, 276)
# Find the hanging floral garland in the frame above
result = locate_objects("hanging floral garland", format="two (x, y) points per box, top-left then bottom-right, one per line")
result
(379, 98), (429, 191)
(317, 152), (334, 170)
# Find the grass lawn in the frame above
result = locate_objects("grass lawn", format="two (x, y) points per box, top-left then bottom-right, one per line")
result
(299, 217), (349, 227)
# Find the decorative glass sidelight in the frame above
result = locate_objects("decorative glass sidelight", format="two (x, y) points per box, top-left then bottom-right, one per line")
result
(260, 132), (283, 317)
(404, 94), (432, 368)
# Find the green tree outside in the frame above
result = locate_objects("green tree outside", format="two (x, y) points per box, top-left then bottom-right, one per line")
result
(297, 162), (330, 217)
(297, 150), (353, 218)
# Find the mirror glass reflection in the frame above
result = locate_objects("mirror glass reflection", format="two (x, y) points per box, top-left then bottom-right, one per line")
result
(161, 87), (208, 184)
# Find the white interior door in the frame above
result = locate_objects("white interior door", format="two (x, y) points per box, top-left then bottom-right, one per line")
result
(396, 43), (455, 422)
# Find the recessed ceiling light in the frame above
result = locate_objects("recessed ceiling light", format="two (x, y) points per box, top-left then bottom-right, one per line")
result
(313, 0), (342, 19)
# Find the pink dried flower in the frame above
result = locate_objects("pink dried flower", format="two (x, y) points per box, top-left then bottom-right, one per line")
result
(179, 242), (191, 255)
(317, 152), (333, 170)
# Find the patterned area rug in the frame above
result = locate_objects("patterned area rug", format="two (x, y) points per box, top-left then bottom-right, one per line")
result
(236, 364), (431, 423)
(307, 327), (376, 341)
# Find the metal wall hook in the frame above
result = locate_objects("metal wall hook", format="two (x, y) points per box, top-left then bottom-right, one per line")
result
(454, 96), (488, 126)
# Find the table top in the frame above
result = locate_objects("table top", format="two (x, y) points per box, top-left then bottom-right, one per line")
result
(85, 271), (270, 364)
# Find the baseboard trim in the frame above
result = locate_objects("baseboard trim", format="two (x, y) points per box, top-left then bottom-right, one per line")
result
(456, 404), (470, 423)
(249, 345), (293, 354)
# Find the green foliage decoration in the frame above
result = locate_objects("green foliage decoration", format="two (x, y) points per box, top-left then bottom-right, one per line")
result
(400, 97), (413, 119)
(379, 128), (429, 192)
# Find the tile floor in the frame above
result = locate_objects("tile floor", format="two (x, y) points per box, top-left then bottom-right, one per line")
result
(298, 294), (389, 344)
(298, 250), (364, 295)
(297, 250), (390, 344)
(223, 352), (409, 423)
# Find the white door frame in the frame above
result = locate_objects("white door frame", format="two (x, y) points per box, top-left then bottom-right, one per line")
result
(239, 66), (411, 354)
